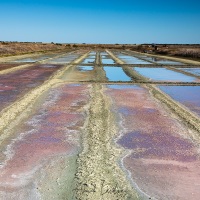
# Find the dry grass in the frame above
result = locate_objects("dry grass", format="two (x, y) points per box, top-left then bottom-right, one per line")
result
(0, 42), (69, 57)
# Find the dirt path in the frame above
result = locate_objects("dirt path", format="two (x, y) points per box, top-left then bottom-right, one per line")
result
(74, 84), (140, 200)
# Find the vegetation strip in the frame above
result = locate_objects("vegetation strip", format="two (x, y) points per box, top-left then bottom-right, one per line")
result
(75, 84), (139, 200)
(0, 52), (90, 138)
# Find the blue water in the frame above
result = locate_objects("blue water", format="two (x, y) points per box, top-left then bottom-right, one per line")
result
(114, 53), (150, 64)
(78, 66), (94, 71)
(104, 67), (131, 81)
(89, 51), (96, 55)
(159, 86), (200, 116)
(108, 85), (141, 89)
(181, 68), (200, 76)
(82, 58), (95, 64)
(142, 57), (184, 65)
(101, 52), (108, 56)
(48, 55), (79, 63)
(102, 59), (115, 64)
(134, 67), (196, 82)
(117, 55), (151, 64)
(102, 55), (110, 59)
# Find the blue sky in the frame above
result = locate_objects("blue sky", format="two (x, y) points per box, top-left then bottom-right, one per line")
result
(0, 0), (200, 43)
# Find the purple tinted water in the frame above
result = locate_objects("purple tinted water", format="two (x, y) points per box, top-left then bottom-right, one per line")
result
(118, 131), (196, 162)
(159, 86), (200, 116)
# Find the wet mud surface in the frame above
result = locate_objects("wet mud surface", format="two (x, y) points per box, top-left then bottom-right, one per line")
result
(0, 64), (62, 111)
(106, 85), (200, 200)
(0, 84), (90, 199)
(12, 54), (58, 63)
(0, 64), (21, 71)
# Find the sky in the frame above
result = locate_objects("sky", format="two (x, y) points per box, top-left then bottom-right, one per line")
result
(0, 0), (200, 44)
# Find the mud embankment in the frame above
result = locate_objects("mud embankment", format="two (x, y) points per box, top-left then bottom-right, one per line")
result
(74, 84), (140, 200)
(95, 51), (101, 65)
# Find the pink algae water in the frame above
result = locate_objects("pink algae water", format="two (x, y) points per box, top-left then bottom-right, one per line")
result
(0, 84), (90, 194)
(0, 64), (62, 111)
(106, 85), (200, 200)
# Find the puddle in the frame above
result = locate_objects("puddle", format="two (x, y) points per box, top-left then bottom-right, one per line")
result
(115, 54), (151, 64)
(159, 86), (200, 116)
(180, 68), (200, 76)
(48, 54), (80, 64)
(108, 85), (141, 90)
(134, 67), (196, 82)
(102, 59), (115, 64)
(77, 66), (94, 71)
(102, 55), (110, 59)
(138, 56), (184, 65)
(89, 51), (96, 56)
(104, 67), (131, 81)
(87, 55), (96, 59)
(82, 58), (95, 64)
(100, 52), (108, 56)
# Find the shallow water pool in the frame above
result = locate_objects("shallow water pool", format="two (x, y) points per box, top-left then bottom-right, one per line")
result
(134, 67), (196, 82)
(140, 56), (184, 65)
(159, 86), (200, 116)
(102, 59), (115, 64)
(116, 54), (151, 64)
(104, 67), (131, 81)
(77, 66), (94, 71)
(180, 68), (200, 76)
(82, 58), (95, 64)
